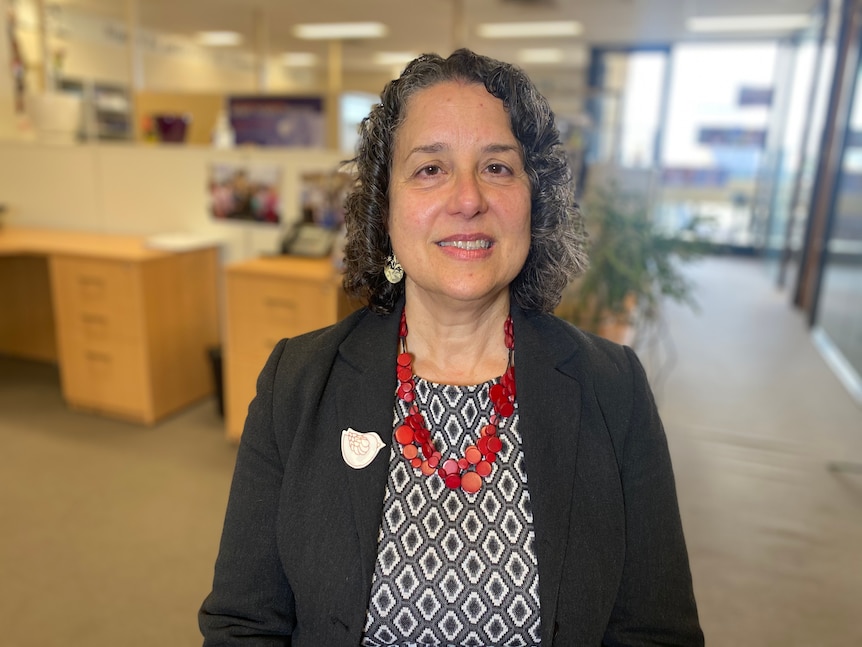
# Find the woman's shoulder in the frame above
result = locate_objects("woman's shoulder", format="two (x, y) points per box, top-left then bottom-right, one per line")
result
(521, 309), (634, 373)
(276, 306), (373, 365)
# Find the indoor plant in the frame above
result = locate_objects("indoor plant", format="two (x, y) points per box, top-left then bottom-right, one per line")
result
(556, 181), (705, 344)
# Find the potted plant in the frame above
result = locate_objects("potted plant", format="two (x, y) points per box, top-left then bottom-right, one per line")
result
(555, 181), (705, 344)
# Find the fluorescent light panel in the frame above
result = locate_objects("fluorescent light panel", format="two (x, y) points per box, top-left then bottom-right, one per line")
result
(687, 14), (813, 32)
(197, 31), (242, 46)
(373, 52), (418, 66)
(293, 22), (387, 40)
(518, 48), (564, 64)
(478, 21), (582, 38)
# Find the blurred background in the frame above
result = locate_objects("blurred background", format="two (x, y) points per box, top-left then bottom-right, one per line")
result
(1, 0), (861, 645)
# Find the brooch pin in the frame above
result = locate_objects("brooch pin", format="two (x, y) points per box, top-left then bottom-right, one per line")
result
(341, 428), (386, 469)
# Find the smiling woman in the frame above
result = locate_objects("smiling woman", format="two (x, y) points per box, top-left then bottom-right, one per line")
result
(199, 48), (704, 647)
(386, 81), (532, 328)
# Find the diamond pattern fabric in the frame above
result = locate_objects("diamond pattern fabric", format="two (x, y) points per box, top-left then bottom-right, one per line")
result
(362, 377), (541, 646)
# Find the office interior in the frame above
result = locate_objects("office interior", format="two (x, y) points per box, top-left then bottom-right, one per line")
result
(1, 0), (861, 645)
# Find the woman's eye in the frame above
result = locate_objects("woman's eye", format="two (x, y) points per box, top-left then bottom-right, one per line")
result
(487, 163), (512, 175)
(417, 165), (441, 176)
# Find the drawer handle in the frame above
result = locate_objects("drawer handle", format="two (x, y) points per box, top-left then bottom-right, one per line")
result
(82, 314), (108, 325)
(85, 351), (112, 362)
(78, 276), (107, 300)
(264, 298), (296, 309)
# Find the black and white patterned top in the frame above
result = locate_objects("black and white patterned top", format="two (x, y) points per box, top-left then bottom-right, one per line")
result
(362, 376), (542, 647)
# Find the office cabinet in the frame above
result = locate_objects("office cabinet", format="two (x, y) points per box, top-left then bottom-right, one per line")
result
(48, 248), (220, 424)
(224, 256), (358, 441)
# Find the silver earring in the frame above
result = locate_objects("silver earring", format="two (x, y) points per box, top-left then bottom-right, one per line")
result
(384, 253), (404, 284)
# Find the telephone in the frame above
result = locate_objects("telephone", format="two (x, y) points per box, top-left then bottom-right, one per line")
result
(281, 223), (336, 257)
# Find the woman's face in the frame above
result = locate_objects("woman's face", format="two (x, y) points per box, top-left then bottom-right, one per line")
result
(388, 81), (532, 311)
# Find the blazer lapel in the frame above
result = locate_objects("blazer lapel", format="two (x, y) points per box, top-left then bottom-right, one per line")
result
(333, 308), (401, 591)
(512, 307), (583, 643)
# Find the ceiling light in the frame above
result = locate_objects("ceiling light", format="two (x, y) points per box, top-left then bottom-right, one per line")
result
(293, 22), (387, 40)
(196, 31), (242, 47)
(373, 52), (418, 66)
(687, 14), (813, 32)
(281, 52), (318, 67)
(477, 21), (582, 39)
(518, 48), (564, 64)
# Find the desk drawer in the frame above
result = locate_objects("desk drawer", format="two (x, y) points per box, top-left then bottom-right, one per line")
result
(58, 340), (150, 419)
(226, 274), (338, 355)
(50, 256), (143, 343)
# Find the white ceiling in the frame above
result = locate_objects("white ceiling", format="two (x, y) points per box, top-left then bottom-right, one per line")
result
(54, 0), (822, 76)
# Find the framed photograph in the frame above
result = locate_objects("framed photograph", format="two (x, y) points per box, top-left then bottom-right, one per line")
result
(208, 162), (282, 225)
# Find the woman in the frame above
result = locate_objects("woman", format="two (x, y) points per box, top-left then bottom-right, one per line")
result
(200, 49), (703, 646)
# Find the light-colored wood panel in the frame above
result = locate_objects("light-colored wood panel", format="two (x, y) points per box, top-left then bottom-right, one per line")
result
(57, 339), (152, 422)
(140, 249), (221, 420)
(0, 227), (168, 261)
(0, 256), (57, 362)
(224, 354), (270, 443)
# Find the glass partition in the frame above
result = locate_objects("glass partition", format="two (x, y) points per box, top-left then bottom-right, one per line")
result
(814, 45), (862, 399)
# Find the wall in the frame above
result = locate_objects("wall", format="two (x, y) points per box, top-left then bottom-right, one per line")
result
(0, 140), (345, 263)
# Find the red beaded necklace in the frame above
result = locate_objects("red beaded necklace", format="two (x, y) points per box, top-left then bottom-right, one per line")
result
(394, 310), (516, 494)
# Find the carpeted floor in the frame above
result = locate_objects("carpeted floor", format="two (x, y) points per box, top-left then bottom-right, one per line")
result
(1, 255), (861, 646)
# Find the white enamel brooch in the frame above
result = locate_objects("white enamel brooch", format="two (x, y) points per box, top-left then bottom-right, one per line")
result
(341, 428), (386, 469)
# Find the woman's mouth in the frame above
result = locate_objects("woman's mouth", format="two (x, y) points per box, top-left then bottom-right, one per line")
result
(437, 239), (492, 250)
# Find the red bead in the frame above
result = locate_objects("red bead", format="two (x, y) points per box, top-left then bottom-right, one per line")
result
(461, 471), (482, 494)
(397, 366), (412, 382)
(402, 444), (418, 460)
(489, 383), (506, 404)
(444, 474), (462, 490)
(457, 458), (469, 470)
(402, 391), (415, 403)
(442, 459), (459, 476)
(420, 460), (435, 476)
(488, 436), (503, 453)
(397, 352), (412, 367)
(411, 457), (423, 468)
(498, 401), (514, 417)
(477, 436), (490, 455)
(486, 452), (497, 463)
(428, 455), (440, 469)
(394, 425), (414, 445)
(476, 461), (492, 477)
(421, 443), (435, 458)
(465, 446), (482, 464)
(482, 423), (496, 436)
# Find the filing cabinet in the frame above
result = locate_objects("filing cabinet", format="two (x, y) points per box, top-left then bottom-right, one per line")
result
(49, 249), (219, 424)
(224, 256), (359, 441)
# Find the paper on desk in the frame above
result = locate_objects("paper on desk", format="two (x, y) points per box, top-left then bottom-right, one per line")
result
(145, 232), (225, 251)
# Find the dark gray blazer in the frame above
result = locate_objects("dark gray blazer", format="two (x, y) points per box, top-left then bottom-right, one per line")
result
(200, 304), (703, 646)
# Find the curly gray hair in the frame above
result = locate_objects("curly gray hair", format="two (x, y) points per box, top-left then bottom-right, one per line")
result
(342, 48), (588, 314)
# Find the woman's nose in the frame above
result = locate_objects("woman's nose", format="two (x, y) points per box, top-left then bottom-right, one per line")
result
(447, 172), (487, 218)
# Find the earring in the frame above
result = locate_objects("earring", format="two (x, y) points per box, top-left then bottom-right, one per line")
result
(384, 253), (404, 284)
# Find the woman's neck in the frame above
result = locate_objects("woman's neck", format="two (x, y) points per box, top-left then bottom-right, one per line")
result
(401, 292), (512, 386)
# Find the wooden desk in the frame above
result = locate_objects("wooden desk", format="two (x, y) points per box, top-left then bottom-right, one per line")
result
(0, 227), (220, 425)
(224, 255), (359, 441)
